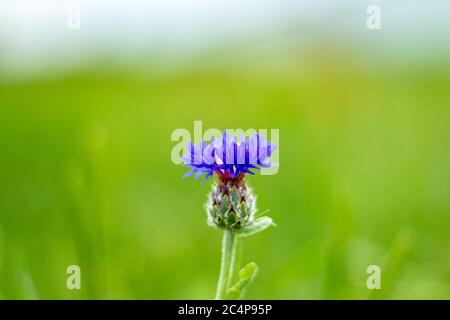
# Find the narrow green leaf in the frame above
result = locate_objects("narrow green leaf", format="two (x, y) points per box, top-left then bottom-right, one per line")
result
(255, 208), (270, 219)
(235, 217), (274, 238)
(225, 262), (258, 300)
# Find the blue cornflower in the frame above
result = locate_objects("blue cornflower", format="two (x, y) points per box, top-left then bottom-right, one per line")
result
(181, 131), (276, 183)
(179, 130), (276, 300)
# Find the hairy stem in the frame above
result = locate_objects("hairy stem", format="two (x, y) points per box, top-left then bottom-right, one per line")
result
(227, 237), (241, 289)
(215, 229), (238, 300)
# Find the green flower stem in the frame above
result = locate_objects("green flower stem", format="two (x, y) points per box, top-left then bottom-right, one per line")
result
(215, 229), (238, 300)
(227, 232), (240, 289)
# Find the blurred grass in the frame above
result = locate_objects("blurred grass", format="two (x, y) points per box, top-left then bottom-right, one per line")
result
(0, 56), (449, 299)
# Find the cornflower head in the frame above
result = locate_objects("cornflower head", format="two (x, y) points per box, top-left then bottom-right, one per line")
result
(182, 131), (276, 183)
(181, 131), (276, 230)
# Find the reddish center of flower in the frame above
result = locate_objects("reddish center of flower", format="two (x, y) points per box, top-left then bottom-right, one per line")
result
(217, 170), (245, 186)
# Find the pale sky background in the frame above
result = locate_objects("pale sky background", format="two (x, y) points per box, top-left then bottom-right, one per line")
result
(0, 0), (449, 76)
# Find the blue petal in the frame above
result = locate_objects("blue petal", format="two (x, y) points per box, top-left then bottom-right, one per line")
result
(182, 168), (198, 178)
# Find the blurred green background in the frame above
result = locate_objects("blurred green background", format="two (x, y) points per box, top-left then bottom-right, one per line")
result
(0, 1), (449, 299)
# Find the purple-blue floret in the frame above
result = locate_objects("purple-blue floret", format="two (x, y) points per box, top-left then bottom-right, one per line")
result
(181, 131), (276, 183)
